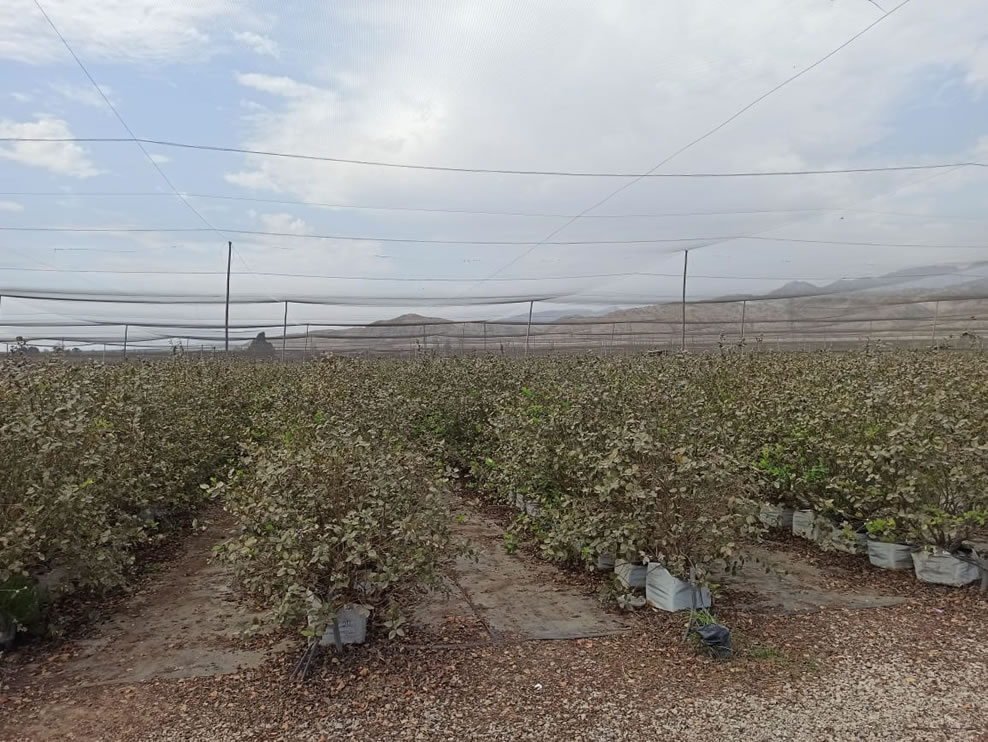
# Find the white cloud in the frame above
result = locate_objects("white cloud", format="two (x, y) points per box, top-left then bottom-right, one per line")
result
(0, 200), (24, 212)
(148, 153), (171, 164)
(50, 82), (113, 107)
(0, 0), (248, 64)
(236, 73), (319, 98)
(234, 31), (279, 58)
(9, 92), (32, 103)
(967, 43), (988, 95)
(214, 0), (988, 298)
(257, 212), (311, 235)
(0, 116), (102, 178)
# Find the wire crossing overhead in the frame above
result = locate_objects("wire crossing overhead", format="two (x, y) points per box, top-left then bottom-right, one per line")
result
(0, 137), (982, 179)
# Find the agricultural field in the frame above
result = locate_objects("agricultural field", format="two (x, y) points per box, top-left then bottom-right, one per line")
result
(1, 350), (987, 741)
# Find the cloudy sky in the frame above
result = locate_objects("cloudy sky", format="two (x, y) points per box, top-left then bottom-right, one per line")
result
(1, 0), (987, 346)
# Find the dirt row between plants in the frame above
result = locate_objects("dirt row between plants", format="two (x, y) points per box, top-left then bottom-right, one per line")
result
(2, 503), (987, 742)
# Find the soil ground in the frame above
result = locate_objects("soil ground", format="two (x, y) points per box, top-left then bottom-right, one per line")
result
(2, 502), (986, 742)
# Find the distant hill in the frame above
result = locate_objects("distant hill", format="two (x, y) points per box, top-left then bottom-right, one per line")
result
(294, 262), (988, 354)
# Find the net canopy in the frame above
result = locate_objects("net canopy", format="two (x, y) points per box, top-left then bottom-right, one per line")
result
(1, 0), (987, 352)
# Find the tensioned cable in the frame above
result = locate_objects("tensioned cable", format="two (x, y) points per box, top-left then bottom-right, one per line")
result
(30, 0), (258, 277)
(2, 225), (986, 250)
(0, 138), (978, 179)
(3, 191), (986, 223)
(475, 0), (917, 284)
(2, 265), (985, 283)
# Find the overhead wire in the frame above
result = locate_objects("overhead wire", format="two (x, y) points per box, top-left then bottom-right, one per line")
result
(30, 0), (257, 278)
(0, 136), (978, 178)
(2, 225), (987, 250)
(3, 191), (988, 223)
(473, 0), (917, 285)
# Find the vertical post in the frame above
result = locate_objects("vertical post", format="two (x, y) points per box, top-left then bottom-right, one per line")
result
(680, 250), (689, 352)
(483, 322), (487, 353)
(102, 343), (106, 363)
(281, 301), (289, 363)
(610, 322), (616, 353)
(422, 323), (427, 353)
(740, 300), (747, 355)
(525, 300), (534, 358)
(461, 323), (465, 354)
(123, 324), (129, 360)
(303, 324), (310, 361)
(931, 300), (940, 348)
(224, 241), (232, 352)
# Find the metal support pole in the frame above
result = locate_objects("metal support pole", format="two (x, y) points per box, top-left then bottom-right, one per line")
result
(224, 241), (232, 352)
(303, 324), (310, 361)
(281, 301), (289, 363)
(931, 300), (940, 348)
(525, 301), (534, 357)
(680, 250), (689, 351)
(740, 300), (747, 355)
(123, 324), (129, 360)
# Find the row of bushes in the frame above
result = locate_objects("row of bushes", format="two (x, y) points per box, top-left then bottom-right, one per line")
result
(1, 357), (251, 639)
(6, 349), (983, 643)
(213, 360), (453, 640)
(393, 352), (987, 585)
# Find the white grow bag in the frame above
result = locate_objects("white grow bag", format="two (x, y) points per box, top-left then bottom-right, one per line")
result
(792, 510), (820, 540)
(615, 558), (647, 588)
(912, 549), (980, 587)
(867, 540), (914, 570)
(826, 525), (869, 555)
(759, 503), (795, 530)
(645, 563), (711, 612)
(319, 605), (369, 647)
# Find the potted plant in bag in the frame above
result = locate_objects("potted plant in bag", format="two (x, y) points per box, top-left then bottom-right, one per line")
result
(908, 508), (984, 588)
(864, 516), (914, 570)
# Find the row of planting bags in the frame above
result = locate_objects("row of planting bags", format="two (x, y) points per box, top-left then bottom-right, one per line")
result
(511, 494), (712, 613)
(758, 504), (981, 586)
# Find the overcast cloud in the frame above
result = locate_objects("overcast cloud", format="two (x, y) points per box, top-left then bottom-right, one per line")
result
(0, 0), (987, 346)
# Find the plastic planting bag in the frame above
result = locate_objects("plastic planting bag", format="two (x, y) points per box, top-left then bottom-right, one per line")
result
(912, 549), (980, 587)
(867, 541), (914, 570)
(759, 503), (795, 529)
(645, 563), (711, 612)
(615, 558), (646, 588)
(319, 605), (369, 648)
(792, 510), (819, 540)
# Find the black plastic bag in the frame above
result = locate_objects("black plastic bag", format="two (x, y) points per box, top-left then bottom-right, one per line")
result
(693, 623), (733, 659)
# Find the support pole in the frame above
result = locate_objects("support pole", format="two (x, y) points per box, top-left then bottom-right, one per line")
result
(483, 322), (487, 353)
(123, 324), (128, 360)
(102, 343), (106, 363)
(303, 324), (310, 361)
(931, 300), (940, 348)
(224, 241), (232, 352)
(680, 250), (689, 351)
(281, 301), (289, 363)
(610, 322), (616, 353)
(740, 300), (747, 355)
(525, 301), (534, 358)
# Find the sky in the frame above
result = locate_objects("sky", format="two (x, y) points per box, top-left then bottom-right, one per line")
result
(0, 0), (987, 347)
